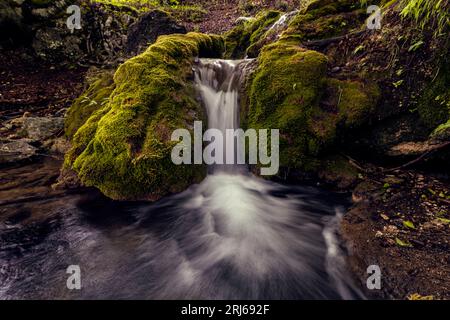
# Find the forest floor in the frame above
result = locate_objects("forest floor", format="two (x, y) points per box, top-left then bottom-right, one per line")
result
(0, 49), (86, 123)
(342, 167), (450, 299)
(171, 0), (301, 34)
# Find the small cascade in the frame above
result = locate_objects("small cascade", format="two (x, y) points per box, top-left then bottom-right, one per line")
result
(266, 10), (299, 39)
(194, 59), (252, 172)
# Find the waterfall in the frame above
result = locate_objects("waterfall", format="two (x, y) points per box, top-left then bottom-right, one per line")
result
(194, 59), (251, 172)
(195, 59), (243, 132)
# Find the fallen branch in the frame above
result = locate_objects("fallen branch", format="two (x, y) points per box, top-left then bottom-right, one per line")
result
(303, 30), (367, 49)
(384, 141), (450, 172)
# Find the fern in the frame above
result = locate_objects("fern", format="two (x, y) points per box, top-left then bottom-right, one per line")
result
(400, 0), (449, 36)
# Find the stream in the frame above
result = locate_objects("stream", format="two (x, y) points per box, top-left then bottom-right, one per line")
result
(0, 59), (364, 300)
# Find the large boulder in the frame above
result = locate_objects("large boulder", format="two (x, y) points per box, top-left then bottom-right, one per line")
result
(126, 9), (187, 56)
(64, 33), (225, 200)
(244, 41), (379, 172)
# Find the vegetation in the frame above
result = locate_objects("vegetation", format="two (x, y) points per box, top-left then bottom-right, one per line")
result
(224, 10), (281, 59)
(399, 0), (449, 36)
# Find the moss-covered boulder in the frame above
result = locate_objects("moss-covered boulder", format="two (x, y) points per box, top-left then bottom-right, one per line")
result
(65, 32), (224, 200)
(245, 41), (380, 172)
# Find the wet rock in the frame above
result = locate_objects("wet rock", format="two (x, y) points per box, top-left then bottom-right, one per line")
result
(21, 117), (64, 141)
(48, 137), (71, 155)
(0, 139), (37, 164)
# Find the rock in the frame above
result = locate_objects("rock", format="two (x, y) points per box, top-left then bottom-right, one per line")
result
(48, 137), (71, 154)
(0, 0), (29, 47)
(318, 155), (360, 191)
(225, 10), (281, 59)
(245, 41), (379, 173)
(331, 66), (341, 73)
(126, 10), (187, 56)
(360, 114), (430, 157)
(21, 117), (64, 141)
(64, 33), (224, 201)
(3, 1), (194, 64)
(0, 139), (37, 164)
(32, 27), (84, 61)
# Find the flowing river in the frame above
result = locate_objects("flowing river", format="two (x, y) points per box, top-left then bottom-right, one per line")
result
(0, 59), (363, 300)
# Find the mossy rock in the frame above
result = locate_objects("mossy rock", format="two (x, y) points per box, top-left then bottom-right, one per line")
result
(245, 41), (379, 172)
(65, 32), (224, 200)
(281, 0), (366, 44)
(65, 70), (116, 139)
(224, 10), (281, 59)
(431, 120), (450, 142)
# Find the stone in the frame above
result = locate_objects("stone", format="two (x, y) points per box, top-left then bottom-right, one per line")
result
(0, 139), (37, 164)
(21, 117), (64, 141)
(126, 10), (187, 56)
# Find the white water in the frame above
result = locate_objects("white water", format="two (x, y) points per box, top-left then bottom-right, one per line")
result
(266, 10), (299, 39)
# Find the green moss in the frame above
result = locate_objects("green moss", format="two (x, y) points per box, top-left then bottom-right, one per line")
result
(224, 10), (281, 59)
(417, 60), (450, 130)
(245, 41), (379, 171)
(325, 78), (380, 127)
(245, 42), (328, 169)
(65, 70), (115, 139)
(431, 120), (450, 142)
(281, 0), (365, 43)
(65, 32), (224, 200)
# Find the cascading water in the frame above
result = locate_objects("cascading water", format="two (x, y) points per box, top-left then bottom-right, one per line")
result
(0, 59), (364, 300)
(266, 10), (299, 38)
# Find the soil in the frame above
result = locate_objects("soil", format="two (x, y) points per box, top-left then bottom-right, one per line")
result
(0, 49), (87, 125)
(342, 168), (450, 299)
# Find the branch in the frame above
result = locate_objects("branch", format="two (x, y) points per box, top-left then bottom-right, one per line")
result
(303, 30), (367, 49)
(384, 141), (450, 172)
